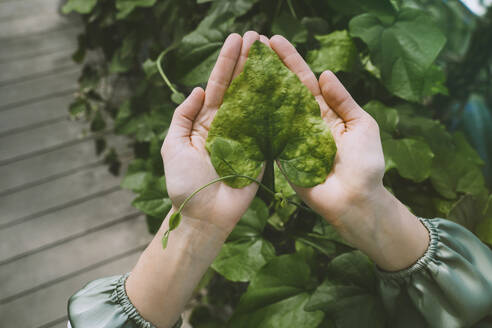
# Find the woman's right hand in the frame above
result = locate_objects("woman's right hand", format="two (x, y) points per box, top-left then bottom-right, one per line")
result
(269, 35), (430, 271)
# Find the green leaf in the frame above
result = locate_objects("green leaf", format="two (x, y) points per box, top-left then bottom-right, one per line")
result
(382, 138), (434, 182)
(363, 100), (399, 133)
(212, 238), (275, 282)
(90, 111), (106, 132)
(109, 34), (136, 73)
(448, 193), (489, 231)
(121, 159), (153, 192)
(116, 0), (157, 19)
(422, 64), (448, 98)
(271, 12), (308, 46)
(68, 99), (87, 117)
(350, 8), (446, 102)
(62, 0), (97, 14)
(213, 198), (275, 282)
(307, 30), (358, 73)
(305, 251), (385, 327)
(475, 196), (492, 245)
(228, 254), (324, 328)
(206, 42), (337, 188)
(169, 212), (182, 230)
(142, 58), (158, 78)
(171, 92), (186, 104)
(328, 0), (396, 22)
(132, 191), (172, 218)
(173, 0), (260, 86)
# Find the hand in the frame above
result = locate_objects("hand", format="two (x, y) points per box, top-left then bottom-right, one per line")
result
(126, 32), (273, 328)
(269, 35), (429, 271)
(162, 32), (270, 236)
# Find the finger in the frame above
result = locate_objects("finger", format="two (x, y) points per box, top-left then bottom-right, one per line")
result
(203, 33), (242, 109)
(270, 35), (321, 96)
(166, 87), (205, 143)
(231, 31), (260, 80)
(269, 35), (340, 127)
(319, 70), (365, 122)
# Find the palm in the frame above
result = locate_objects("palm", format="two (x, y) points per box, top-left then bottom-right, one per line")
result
(162, 32), (268, 233)
(268, 36), (385, 226)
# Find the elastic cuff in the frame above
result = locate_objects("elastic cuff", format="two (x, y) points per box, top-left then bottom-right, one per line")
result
(111, 273), (183, 328)
(376, 217), (439, 283)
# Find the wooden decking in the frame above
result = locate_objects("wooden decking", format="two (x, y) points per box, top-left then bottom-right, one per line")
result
(0, 1), (152, 327)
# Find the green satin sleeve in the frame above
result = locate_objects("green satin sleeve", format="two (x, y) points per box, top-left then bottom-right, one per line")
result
(377, 217), (492, 328)
(67, 273), (182, 328)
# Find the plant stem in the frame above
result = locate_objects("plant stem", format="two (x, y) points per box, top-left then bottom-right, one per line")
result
(157, 46), (180, 95)
(286, 0), (297, 19)
(176, 174), (277, 215)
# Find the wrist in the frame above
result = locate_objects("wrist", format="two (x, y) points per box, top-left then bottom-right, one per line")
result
(160, 207), (230, 262)
(328, 185), (430, 271)
(126, 209), (228, 328)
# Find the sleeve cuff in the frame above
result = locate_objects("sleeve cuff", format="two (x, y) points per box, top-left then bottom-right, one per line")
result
(375, 217), (439, 283)
(68, 273), (183, 328)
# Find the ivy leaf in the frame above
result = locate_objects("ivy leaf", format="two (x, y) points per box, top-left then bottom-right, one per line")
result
(382, 138), (434, 182)
(349, 8), (446, 102)
(109, 34), (137, 73)
(142, 58), (158, 78)
(172, 0), (260, 86)
(228, 254), (324, 327)
(116, 0), (157, 20)
(132, 177), (172, 218)
(62, 0), (98, 14)
(448, 193), (489, 231)
(271, 12), (308, 46)
(305, 251), (385, 328)
(328, 0), (396, 22)
(307, 30), (358, 73)
(212, 198), (275, 282)
(422, 64), (449, 98)
(206, 42), (336, 188)
(475, 196), (492, 245)
(363, 100), (399, 133)
(121, 159), (155, 192)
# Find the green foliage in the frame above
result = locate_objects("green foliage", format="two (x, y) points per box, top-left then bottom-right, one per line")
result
(307, 30), (358, 73)
(350, 8), (447, 102)
(206, 42), (337, 188)
(66, 0), (491, 326)
(212, 198), (275, 282)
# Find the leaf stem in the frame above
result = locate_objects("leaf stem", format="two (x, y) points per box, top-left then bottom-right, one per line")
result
(286, 0), (297, 19)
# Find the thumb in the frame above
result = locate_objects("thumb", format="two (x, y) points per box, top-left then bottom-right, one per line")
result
(166, 87), (205, 142)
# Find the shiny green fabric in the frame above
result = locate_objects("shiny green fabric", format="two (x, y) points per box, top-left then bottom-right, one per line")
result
(377, 218), (492, 328)
(68, 273), (182, 328)
(67, 217), (492, 328)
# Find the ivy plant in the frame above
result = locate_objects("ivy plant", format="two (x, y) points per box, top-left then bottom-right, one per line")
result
(65, 0), (492, 326)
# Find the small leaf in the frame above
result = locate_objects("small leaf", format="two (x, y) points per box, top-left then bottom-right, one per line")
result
(68, 99), (87, 117)
(169, 211), (182, 231)
(116, 0), (157, 19)
(62, 0), (97, 14)
(171, 92), (186, 104)
(162, 231), (170, 249)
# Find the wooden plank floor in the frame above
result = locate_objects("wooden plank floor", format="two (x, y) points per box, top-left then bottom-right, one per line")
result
(0, 2), (153, 327)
